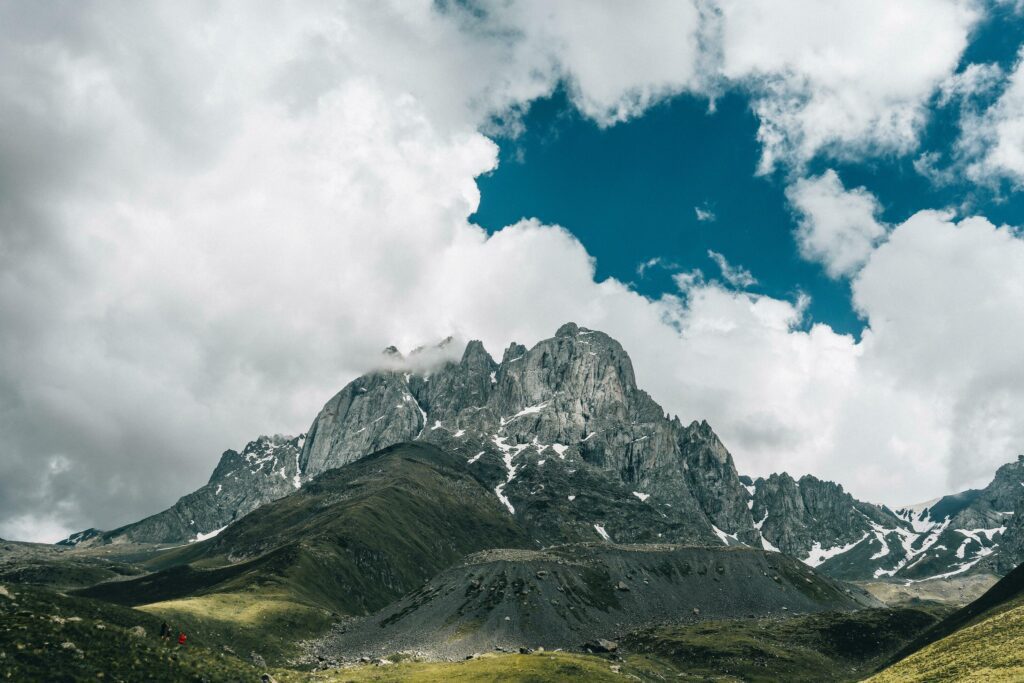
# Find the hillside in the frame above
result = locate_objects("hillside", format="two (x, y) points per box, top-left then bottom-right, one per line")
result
(869, 561), (1024, 681)
(78, 443), (531, 619)
(0, 582), (267, 682)
(309, 543), (878, 661)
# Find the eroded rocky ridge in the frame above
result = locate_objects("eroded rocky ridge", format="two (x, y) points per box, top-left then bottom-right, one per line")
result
(65, 435), (305, 546)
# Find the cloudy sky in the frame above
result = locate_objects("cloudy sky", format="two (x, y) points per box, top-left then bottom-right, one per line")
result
(3, 1), (1024, 542)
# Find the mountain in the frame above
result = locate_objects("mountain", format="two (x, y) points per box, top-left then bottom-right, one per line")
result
(870, 559), (1024, 680)
(26, 322), (1023, 680)
(748, 473), (907, 570)
(66, 323), (764, 552)
(299, 322), (757, 546)
(748, 456), (1024, 583)
(60, 322), (1024, 584)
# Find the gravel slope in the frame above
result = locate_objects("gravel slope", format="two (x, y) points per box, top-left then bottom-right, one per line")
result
(309, 543), (879, 661)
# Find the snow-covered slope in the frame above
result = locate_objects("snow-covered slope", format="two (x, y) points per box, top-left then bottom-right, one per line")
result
(747, 457), (1024, 581)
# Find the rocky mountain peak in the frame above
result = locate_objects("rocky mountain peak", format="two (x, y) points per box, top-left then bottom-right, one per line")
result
(460, 339), (493, 366)
(555, 321), (580, 337)
(283, 323), (759, 546)
(501, 342), (527, 363)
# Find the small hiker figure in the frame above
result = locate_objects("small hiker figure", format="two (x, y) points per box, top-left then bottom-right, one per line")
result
(159, 621), (170, 641)
(177, 631), (187, 646)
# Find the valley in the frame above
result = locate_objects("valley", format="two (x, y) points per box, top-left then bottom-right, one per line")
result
(4, 324), (1023, 681)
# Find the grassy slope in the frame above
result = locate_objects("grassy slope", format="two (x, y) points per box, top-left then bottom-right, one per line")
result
(276, 608), (946, 682)
(85, 443), (530, 612)
(275, 652), (678, 682)
(136, 591), (333, 665)
(870, 562), (1024, 682)
(0, 583), (268, 682)
(623, 607), (950, 683)
(2, 582), (947, 681)
(74, 443), (531, 662)
(868, 602), (1024, 682)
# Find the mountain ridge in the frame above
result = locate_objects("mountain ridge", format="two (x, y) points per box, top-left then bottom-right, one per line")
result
(60, 323), (1024, 583)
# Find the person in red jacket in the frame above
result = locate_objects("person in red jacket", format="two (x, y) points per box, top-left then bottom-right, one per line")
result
(177, 632), (187, 646)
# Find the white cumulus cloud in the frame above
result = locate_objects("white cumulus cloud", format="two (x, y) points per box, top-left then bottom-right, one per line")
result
(718, 0), (979, 172)
(0, 1), (1015, 543)
(786, 170), (888, 278)
(961, 48), (1024, 187)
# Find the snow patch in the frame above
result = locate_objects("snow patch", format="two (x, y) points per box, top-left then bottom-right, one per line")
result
(870, 530), (891, 560)
(754, 512), (768, 530)
(492, 435), (530, 514)
(712, 525), (738, 546)
(467, 451), (484, 464)
(803, 533), (868, 567)
(502, 402), (549, 426)
(870, 515), (951, 578)
(632, 491), (650, 502)
(191, 526), (227, 543)
(894, 497), (944, 533)
(594, 524), (611, 542)
(955, 527), (1005, 559)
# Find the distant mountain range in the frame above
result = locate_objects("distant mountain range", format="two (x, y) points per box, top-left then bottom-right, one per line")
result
(62, 323), (1024, 583)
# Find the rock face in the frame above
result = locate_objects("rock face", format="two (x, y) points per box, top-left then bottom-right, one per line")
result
(67, 435), (306, 546)
(751, 474), (905, 561)
(298, 322), (757, 546)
